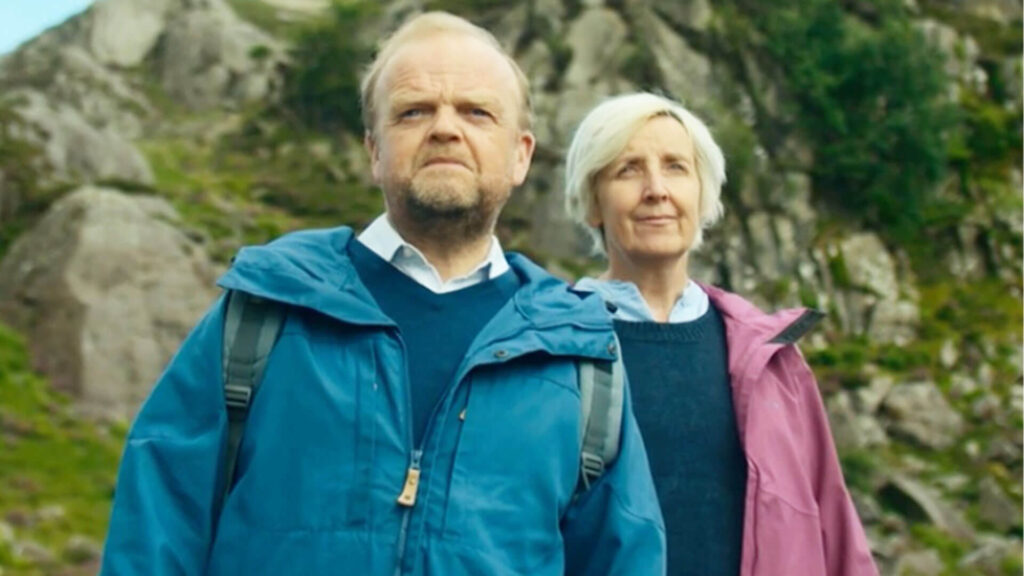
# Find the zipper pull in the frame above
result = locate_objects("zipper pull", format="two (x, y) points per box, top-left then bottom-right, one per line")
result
(397, 450), (423, 507)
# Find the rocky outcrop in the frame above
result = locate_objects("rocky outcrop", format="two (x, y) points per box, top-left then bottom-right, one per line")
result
(155, 1), (285, 109)
(0, 186), (219, 420)
(6, 89), (152, 185)
(1, 0), (285, 114)
(881, 381), (964, 450)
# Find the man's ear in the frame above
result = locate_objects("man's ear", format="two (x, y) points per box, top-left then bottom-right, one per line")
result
(365, 130), (381, 183)
(511, 130), (536, 187)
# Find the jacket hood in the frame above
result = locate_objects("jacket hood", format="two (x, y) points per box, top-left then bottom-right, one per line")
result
(217, 226), (618, 362)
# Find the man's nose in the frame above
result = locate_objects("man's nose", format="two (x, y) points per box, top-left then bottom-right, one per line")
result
(429, 107), (461, 142)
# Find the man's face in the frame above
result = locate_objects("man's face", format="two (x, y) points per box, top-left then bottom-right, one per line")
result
(366, 33), (535, 229)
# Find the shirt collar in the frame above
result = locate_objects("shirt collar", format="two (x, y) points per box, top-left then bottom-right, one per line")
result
(356, 214), (510, 293)
(575, 277), (709, 323)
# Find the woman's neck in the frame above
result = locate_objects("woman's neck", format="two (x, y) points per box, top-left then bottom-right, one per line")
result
(604, 255), (690, 323)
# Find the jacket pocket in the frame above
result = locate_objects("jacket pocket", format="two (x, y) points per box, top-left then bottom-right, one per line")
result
(753, 486), (827, 574)
(439, 360), (580, 571)
(225, 321), (380, 531)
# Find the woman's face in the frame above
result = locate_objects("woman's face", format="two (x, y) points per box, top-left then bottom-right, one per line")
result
(590, 115), (702, 269)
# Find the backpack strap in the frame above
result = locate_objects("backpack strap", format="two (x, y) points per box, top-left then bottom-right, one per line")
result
(220, 290), (285, 505)
(576, 337), (626, 495)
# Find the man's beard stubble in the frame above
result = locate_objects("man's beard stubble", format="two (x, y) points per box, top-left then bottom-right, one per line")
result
(397, 174), (508, 245)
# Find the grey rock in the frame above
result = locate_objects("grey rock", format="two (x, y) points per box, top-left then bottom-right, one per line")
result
(63, 534), (103, 564)
(644, 9), (715, 111)
(857, 373), (896, 414)
(881, 381), (963, 450)
(895, 549), (944, 576)
(34, 505), (65, 524)
(972, 394), (1003, 421)
(156, 1), (285, 110)
(959, 535), (1023, 575)
(6, 89), (152, 184)
(949, 372), (978, 399)
(939, 339), (958, 369)
(650, 0), (713, 32)
(984, 437), (1021, 466)
(89, 0), (174, 67)
(978, 477), (1021, 532)
(553, 7), (630, 141)
(0, 186), (219, 420)
(837, 233), (919, 345)
(879, 474), (974, 540)
(827, 391), (888, 451)
(12, 539), (56, 566)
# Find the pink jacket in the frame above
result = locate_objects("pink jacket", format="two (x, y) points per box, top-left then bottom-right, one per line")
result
(702, 283), (879, 576)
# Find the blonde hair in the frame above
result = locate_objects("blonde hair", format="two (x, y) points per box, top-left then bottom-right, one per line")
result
(360, 12), (533, 136)
(564, 92), (726, 254)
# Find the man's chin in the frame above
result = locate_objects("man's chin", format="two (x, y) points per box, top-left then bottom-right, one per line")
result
(409, 184), (479, 215)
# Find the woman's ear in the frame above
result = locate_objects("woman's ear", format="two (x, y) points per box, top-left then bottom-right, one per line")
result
(585, 186), (603, 228)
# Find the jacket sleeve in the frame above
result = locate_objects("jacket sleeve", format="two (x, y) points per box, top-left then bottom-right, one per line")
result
(561, 380), (667, 576)
(99, 297), (229, 576)
(780, 346), (880, 576)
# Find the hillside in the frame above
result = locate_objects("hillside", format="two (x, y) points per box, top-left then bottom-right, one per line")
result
(0, 0), (1020, 574)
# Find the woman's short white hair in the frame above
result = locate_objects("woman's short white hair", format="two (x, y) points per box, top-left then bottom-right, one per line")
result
(564, 92), (726, 255)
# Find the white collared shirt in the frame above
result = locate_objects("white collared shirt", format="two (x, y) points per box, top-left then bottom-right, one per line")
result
(356, 214), (510, 294)
(575, 277), (709, 323)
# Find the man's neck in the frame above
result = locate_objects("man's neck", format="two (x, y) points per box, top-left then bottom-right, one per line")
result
(388, 214), (495, 282)
(604, 255), (690, 323)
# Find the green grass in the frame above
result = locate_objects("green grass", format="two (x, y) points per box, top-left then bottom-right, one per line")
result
(0, 324), (124, 574)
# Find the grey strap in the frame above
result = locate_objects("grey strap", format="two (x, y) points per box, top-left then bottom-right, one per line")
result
(221, 291), (284, 505)
(576, 339), (626, 493)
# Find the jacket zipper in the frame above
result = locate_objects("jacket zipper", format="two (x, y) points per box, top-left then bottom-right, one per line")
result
(393, 448), (422, 576)
(389, 324), (605, 574)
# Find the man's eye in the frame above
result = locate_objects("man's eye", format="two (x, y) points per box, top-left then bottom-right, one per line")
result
(469, 108), (492, 118)
(399, 109), (424, 119)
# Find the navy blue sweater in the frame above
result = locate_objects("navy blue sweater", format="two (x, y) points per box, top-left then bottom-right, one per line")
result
(614, 306), (746, 576)
(349, 240), (520, 446)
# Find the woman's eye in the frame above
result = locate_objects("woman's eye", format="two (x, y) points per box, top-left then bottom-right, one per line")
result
(617, 164), (638, 177)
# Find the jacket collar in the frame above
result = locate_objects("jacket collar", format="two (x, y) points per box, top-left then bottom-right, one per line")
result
(217, 226), (617, 363)
(700, 282), (824, 440)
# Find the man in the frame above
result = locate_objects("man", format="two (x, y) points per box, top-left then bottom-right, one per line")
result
(99, 12), (665, 576)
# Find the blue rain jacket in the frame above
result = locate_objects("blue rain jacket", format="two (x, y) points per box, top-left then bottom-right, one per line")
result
(100, 227), (666, 576)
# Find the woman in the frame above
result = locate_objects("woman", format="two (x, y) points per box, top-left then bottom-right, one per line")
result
(564, 92), (878, 576)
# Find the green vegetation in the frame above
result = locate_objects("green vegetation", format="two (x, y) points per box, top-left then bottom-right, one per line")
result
(720, 0), (958, 239)
(0, 323), (123, 573)
(140, 121), (382, 262)
(0, 102), (65, 261)
(278, 1), (380, 135)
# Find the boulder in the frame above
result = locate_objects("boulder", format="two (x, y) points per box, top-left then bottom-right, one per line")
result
(0, 186), (219, 420)
(881, 381), (964, 450)
(895, 549), (944, 576)
(977, 477), (1021, 532)
(156, 1), (285, 110)
(5, 89), (152, 185)
(88, 0), (175, 68)
(959, 535), (1023, 575)
(836, 233), (919, 345)
(826, 390), (889, 452)
(878, 474), (974, 540)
